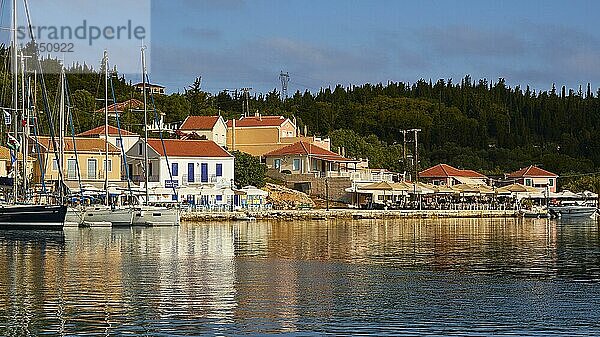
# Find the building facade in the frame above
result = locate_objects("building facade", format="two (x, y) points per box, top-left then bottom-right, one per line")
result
(506, 165), (558, 193)
(264, 141), (358, 177)
(419, 164), (488, 186)
(225, 114), (331, 156)
(32, 137), (123, 189)
(133, 83), (166, 95)
(179, 116), (228, 147)
(126, 138), (234, 188)
(77, 124), (140, 152)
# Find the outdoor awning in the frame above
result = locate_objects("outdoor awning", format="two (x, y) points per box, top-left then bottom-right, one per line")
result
(454, 176), (482, 185)
(550, 190), (583, 199)
(241, 186), (268, 196)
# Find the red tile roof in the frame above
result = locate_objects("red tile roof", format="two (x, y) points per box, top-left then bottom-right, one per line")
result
(77, 125), (137, 137)
(94, 98), (144, 114)
(226, 115), (290, 128)
(146, 139), (232, 158)
(36, 137), (120, 153)
(180, 116), (221, 130)
(507, 165), (558, 178)
(419, 164), (487, 178)
(264, 141), (356, 162)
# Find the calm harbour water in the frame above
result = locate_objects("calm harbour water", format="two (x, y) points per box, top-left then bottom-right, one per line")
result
(1, 218), (600, 336)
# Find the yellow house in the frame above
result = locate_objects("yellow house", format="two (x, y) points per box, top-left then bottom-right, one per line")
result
(226, 114), (331, 156)
(31, 137), (123, 189)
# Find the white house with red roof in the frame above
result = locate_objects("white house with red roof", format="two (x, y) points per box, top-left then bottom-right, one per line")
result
(126, 139), (234, 190)
(506, 165), (558, 193)
(419, 164), (489, 186)
(263, 141), (359, 177)
(77, 124), (140, 152)
(179, 115), (227, 147)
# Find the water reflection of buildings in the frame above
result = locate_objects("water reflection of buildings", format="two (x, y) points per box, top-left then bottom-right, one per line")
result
(0, 218), (597, 335)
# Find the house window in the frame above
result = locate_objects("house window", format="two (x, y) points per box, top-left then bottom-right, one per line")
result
(149, 162), (153, 177)
(293, 158), (301, 171)
(103, 159), (112, 172)
(52, 158), (58, 171)
(274, 159), (281, 170)
(216, 195), (222, 202)
(67, 159), (77, 180)
(138, 143), (143, 155)
(172, 163), (178, 176)
(525, 178), (532, 186)
(187, 163), (195, 182)
(87, 159), (97, 179)
(216, 163), (223, 177)
(312, 159), (318, 171)
(201, 163), (209, 183)
(115, 138), (122, 148)
(549, 178), (554, 187)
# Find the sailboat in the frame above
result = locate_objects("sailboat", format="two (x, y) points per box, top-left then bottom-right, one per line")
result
(76, 51), (133, 227)
(0, 0), (67, 229)
(130, 45), (179, 226)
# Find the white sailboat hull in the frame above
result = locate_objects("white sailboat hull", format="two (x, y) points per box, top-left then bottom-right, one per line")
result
(82, 206), (133, 227)
(132, 206), (179, 226)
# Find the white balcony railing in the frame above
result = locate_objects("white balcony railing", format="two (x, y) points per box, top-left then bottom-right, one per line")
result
(181, 174), (221, 184)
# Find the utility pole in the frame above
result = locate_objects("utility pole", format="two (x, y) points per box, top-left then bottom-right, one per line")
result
(279, 71), (289, 100)
(408, 129), (421, 182)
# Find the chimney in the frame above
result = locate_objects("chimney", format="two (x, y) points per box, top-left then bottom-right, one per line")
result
(342, 147), (346, 157)
(304, 125), (308, 136)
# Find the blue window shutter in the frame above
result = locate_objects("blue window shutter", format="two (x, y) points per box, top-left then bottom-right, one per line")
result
(201, 163), (209, 183)
(216, 163), (223, 177)
(188, 163), (194, 182)
(172, 163), (178, 176)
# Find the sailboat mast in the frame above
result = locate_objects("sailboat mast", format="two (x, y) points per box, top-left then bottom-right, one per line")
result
(20, 51), (27, 199)
(141, 46), (149, 206)
(58, 67), (65, 203)
(11, 0), (18, 203)
(103, 50), (109, 206)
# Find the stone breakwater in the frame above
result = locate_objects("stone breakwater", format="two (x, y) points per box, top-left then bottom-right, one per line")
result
(181, 209), (520, 222)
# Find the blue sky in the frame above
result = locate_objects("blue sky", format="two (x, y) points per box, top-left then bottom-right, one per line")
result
(4, 0), (599, 95)
(148, 0), (600, 94)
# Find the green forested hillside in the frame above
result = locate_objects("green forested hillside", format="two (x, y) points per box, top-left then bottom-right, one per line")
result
(209, 77), (600, 177)
(2, 45), (599, 178)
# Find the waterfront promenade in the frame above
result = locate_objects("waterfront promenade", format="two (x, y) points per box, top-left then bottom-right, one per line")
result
(181, 208), (521, 222)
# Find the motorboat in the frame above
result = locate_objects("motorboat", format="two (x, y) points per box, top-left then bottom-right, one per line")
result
(549, 201), (597, 219)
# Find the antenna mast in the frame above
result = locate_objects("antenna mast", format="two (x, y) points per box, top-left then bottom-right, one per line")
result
(279, 71), (289, 100)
